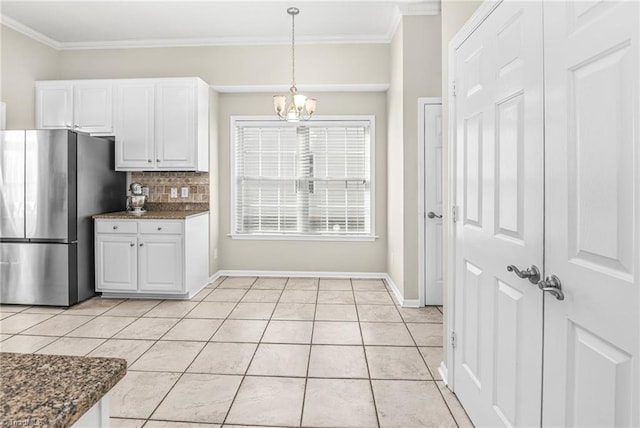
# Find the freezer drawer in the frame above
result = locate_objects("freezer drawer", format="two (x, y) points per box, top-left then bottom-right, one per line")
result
(0, 243), (76, 306)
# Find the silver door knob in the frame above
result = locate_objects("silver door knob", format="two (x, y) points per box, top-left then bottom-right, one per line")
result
(538, 275), (564, 301)
(506, 264), (541, 284)
(427, 211), (442, 219)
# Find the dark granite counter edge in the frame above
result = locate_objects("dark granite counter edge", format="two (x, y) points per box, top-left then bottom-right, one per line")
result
(92, 209), (209, 220)
(0, 353), (126, 428)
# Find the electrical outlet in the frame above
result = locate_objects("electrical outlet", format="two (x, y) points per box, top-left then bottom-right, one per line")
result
(170, 188), (178, 198)
(181, 187), (189, 198)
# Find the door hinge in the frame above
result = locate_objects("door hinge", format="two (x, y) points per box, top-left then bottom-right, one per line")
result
(452, 206), (458, 223)
(452, 80), (457, 97)
(451, 331), (456, 349)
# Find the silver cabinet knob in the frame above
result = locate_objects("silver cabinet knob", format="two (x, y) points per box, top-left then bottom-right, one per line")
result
(538, 275), (565, 301)
(147, 159), (152, 163)
(506, 264), (541, 284)
(113, 225), (118, 230)
(156, 159), (161, 163)
(427, 211), (442, 219)
(157, 227), (162, 231)
(130, 242), (135, 247)
(139, 243), (144, 247)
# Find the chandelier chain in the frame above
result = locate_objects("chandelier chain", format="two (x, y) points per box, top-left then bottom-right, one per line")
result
(291, 10), (296, 88)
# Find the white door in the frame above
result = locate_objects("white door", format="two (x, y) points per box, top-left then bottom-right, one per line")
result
(155, 82), (196, 169)
(139, 235), (183, 292)
(73, 82), (113, 135)
(96, 235), (138, 292)
(453, 2), (545, 426)
(115, 82), (155, 170)
(542, 1), (640, 426)
(424, 102), (444, 305)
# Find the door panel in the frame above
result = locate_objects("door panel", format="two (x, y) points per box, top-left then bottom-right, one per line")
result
(74, 83), (113, 134)
(25, 130), (70, 241)
(454, 2), (544, 426)
(425, 103), (444, 304)
(95, 235), (137, 292)
(0, 131), (25, 239)
(139, 235), (183, 292)
(115, 83), (155, 170)
(155, 83), (196, 168)
(543, 1), (639, 426)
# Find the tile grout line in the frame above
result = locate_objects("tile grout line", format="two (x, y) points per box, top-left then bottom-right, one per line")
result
(220, 276), (288, 427)
(137, 276), (235, 425)
(351, 278), (382, 428)
(298, 277), (320, 428)
(386, 279), (461, 427)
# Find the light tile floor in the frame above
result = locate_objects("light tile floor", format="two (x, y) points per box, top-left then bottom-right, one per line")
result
(0, 277), (473, 428)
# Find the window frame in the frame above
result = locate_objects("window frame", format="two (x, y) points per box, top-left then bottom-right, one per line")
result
(230, 115), (376, 241)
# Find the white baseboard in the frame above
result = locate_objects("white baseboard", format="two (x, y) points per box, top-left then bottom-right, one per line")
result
(216, 269), (389, 280)
(213, 270), (421, 307)
(439, 361), (449, 386)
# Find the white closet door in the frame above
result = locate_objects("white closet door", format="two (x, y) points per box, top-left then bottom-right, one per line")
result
(453, 2), (544, 426)
(543, 1), (640, 426)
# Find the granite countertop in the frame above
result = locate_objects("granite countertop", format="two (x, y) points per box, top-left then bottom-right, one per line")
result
(0, 352), (126, 428)
(93, 209), (208, 220)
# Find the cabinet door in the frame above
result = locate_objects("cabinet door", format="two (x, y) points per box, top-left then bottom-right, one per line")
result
(138, 235), (183, 292)
(74, 82), (113, 134)
(115, 83), (155, 170)
(155, 82), (196, 169)
(36, 83), (73, 129)
(95, 235), (137, 292)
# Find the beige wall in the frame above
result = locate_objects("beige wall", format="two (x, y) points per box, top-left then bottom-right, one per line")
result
(209, 89), (221, 275)
(387, 15), (442, 301)
(440, 0), (482, 362)
(218, 92), (388, 273)
(387, 21), (405, 292)
(1, 26), (59, 128)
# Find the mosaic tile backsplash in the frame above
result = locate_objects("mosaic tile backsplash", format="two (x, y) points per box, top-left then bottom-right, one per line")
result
(130, 172), (209, 205)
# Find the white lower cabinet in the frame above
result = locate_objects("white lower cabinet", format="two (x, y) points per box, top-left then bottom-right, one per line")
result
(95, 214), (209, 298)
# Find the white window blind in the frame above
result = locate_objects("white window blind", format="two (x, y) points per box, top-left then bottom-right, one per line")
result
(232, 117), (374, 238)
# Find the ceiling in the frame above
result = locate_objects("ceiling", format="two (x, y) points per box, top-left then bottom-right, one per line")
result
(0, 1), (440, 50)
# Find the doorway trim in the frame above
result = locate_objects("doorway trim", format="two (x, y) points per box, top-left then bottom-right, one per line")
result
(418, 97), (442, 308)
(444, 0), (503, 389)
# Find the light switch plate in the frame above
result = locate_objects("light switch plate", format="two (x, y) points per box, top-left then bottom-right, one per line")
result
(170, 188), (178, 198)
(181, 187), (189, 198)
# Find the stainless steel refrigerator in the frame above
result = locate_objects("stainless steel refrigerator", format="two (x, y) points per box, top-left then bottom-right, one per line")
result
(0, 130), (125, 306)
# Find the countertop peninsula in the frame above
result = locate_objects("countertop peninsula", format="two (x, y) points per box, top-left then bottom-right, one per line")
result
(0, 352), (126, 428)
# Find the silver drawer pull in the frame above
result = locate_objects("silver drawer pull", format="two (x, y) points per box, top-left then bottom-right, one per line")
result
(113, 226), (118, 230)
(157, 227), (162, 231)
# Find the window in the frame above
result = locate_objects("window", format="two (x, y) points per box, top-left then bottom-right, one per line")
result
(231, 116), (375, 240)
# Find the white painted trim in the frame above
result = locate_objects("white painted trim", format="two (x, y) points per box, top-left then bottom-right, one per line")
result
(385, 7), (403, 42)
(229, 233), (378, 242)
(445, 0), (503, 395)
(397, 2), (441, 16)
(382, 273), (404, 306)
(0, 15), (61, 49)
(417, 97), (442, 308)
(0, 102), (6, 130)
(439, 361), (450, 386)
(211, 84), (390, 94)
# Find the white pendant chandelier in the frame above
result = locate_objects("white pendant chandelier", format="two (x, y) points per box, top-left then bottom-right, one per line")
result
(273, 7), (317, 122)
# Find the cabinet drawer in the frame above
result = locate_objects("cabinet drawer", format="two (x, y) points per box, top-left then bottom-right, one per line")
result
(96, 221), (138, 234)
(140, 221), (182, 235)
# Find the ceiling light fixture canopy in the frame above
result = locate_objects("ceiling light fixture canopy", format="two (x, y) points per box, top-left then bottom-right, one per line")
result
(273, 7), (316, 122)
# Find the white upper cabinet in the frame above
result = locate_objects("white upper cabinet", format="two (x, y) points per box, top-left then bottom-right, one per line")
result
(115, 77), (209, 172)
(35, 82), (73, 129)
(115, 82), (155, 170)
(73, 81), (114, 135)
(35, 77), (209, 172)
(36, 80), (113, 134)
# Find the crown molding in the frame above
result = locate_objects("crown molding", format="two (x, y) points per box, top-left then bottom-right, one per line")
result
(211, 84), (390, 94)
(0, 15), (61, 49)
(397, 1), (441, 15)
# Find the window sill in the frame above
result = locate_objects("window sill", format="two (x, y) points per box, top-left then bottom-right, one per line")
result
(228, 233), (378, 242)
